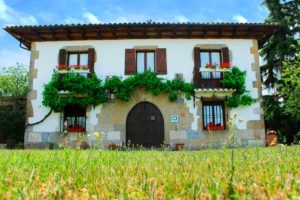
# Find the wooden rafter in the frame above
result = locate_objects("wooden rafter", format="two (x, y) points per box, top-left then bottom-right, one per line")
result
(4, 23), (282, 50)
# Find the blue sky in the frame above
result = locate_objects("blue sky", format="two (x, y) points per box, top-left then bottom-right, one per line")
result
(0, 0), (269, 69)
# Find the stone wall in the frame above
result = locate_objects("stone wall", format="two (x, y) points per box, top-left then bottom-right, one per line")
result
(97, 88), (194, 145)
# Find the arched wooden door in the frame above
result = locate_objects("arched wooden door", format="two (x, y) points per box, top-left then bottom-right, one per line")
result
(126, 102), (164, 147)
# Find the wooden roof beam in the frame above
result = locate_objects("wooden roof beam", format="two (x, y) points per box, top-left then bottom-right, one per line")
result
(32, 30), (45, 41)
(64, 28), (73, 40)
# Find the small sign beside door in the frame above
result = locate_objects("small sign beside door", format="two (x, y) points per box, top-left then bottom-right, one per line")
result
(170, 115), (179, 123)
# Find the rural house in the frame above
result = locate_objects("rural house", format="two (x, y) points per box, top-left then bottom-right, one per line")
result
(5, 22), (280, 149)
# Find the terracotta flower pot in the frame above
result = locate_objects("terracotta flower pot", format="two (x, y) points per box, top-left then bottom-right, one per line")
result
(176, 143), (185, 150)
(267, 130), (278, 146)
(108, 144), (118, 150)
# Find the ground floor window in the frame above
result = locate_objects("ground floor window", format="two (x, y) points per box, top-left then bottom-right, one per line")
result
(64, 105), (86, 132)
(202, 101), (225, 130)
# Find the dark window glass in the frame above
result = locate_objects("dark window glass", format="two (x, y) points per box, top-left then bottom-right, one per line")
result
(203, 101), (225, 131)
(64, 105), (86, 132)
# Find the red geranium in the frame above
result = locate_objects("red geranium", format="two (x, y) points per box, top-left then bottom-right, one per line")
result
(220, 62), (231, 69)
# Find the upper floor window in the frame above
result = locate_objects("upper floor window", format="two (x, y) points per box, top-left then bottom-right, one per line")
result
(200, 50), (221, 79)
(125, 48), (167, 75)
(200, 51), (221, 68)
(58, 48), (95, 76)
(202, 101), (225, 131)
(68, 52), (88, 66)
(136, 51), (155, 73)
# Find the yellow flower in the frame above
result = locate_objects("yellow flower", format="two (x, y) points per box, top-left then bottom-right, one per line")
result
(87, 133), (90, 138)
(238, 118), (243, 123)
(233, 112), (237, 118)
(94, 131), (99, 140)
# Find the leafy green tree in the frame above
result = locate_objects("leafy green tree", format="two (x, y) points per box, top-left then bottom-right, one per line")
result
(260, 0), (299, 88)
(277, 54), (300, 118)
(0, 63), (29, 97)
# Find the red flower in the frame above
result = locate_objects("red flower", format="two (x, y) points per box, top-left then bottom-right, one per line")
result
(220, 62), (231, 69)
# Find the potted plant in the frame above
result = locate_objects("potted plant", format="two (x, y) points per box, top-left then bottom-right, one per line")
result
(108, 143), (118, 150)
(220, 62), (231, 69)
(175, 143), (185, 150)
(205, 63), (218, 70)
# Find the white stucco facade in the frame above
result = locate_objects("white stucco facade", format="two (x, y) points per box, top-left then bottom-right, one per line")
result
(25, 38), (265, 149)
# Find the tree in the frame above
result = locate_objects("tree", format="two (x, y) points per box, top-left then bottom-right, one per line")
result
(260, 0), (299, 88)
(277, 54), (300, 118)
(0, 63), (29, 97)
(0, 64), (28, 147)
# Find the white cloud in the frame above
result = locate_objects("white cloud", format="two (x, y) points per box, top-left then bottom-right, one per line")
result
(20, 16), (38, 25)
(64, 12), (101, 24)
(0, 49), (30, 69)
(83, 12), (101, 24)
(232, 14), (248, 23)
(0, 0), (38, 25)
(63, 16), (84, 24)
(174, 15), (188, 23)
(116, 16), (129, 23)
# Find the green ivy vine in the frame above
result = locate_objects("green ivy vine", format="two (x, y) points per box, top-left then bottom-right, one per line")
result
(43, 68), (254, 111)
(104, 71), (194, 102)
(43, 73), (107, 112)
(222, 67), (255, 107)
(42, 71), (195, 112)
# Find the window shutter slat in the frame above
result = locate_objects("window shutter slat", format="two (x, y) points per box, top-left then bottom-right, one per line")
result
(59, 49), (66, 65)
(221, 47), (230, 63)
(125, 49), (136, 75)
(194, 47), (200, 82)
(88, 48), (95, 74)
(156, 48), (167, 74)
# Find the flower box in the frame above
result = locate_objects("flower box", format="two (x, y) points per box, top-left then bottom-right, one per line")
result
(199, 68), (231, 72)
(67, 126), (86, 133)
(201, 62), (232, 72)
(55, 64), (90, 74)
(205, 122), (225, 131)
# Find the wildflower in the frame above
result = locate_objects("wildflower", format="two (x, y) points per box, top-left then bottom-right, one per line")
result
(94, 131), (99, 140)
(228, 118), (233, 126)
(87, 133), (90, 138)
(233, 112), (237, 118)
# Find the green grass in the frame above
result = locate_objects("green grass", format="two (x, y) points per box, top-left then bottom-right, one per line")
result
(0, 146), (300, 199)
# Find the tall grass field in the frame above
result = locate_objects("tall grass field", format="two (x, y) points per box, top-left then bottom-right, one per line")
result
(0, 146), (299, 199)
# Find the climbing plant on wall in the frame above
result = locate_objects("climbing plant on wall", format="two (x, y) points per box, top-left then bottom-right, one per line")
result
(43, 73), (107, 112)
(42, 71), (195, 112)
(104, 71), (194, 102)
(222, 67), (255, 107)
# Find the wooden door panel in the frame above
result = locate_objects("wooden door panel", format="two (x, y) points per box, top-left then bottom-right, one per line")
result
(126, 102), (164, 147)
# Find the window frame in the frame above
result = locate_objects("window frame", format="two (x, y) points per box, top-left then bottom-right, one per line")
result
(67, 51), (89, 66)
(202, 101), (226, 131)
(199, 50), (222, 68)
(63, 105), (86, 132)
(136, 50), (156, 72)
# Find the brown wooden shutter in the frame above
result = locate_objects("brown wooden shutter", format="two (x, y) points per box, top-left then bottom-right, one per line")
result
(156, 48), (167, 74)
(59, 49), (66, 65)
(193, 47), (200, 82)
(221, 47), (230, 63)
(88, 48), (95, 75)
(125, 49), (136, 75)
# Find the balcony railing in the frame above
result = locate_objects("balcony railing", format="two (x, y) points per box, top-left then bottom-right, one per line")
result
(194, 68), (230, 88)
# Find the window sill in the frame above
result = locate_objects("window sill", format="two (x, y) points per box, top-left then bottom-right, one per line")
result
(202, 129), (227, 132)
(199, 68), (231, 72)
(55, 69), (90, 74)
